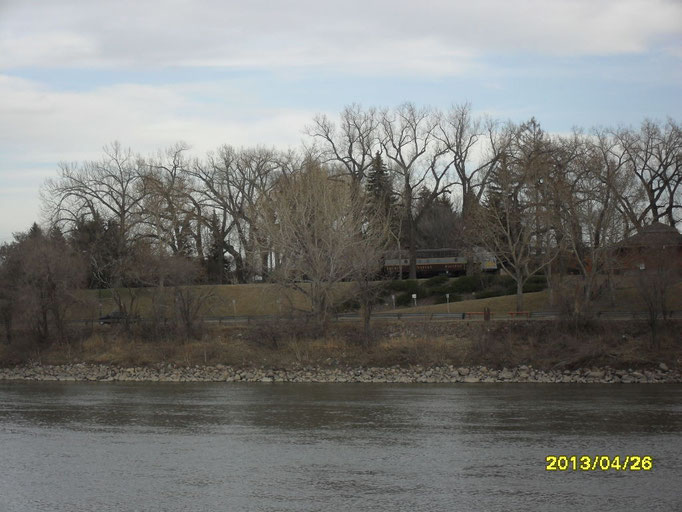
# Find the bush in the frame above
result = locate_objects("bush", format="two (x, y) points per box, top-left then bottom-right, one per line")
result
(476, 288), (506, 299)
(477, 273), (499, 289)
(424, 274), (450, 287)
(337, 298), (361, 311)
(244, 315), (326, 348)
(387, 279), (420, 293)
(449, 276), (482, 294)
(527, 274), (547, 286)
(495, 275), (516, 289)
(434, 294), (462, 304)
(523, 282), (546, 293)
(395, 293), (413, 307)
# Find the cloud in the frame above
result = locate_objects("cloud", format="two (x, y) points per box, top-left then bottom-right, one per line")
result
(0, 185), (43, 243)
(0, 74), (313, 160)
(1, 0), (680, 75)
(0, 73), (319, 240)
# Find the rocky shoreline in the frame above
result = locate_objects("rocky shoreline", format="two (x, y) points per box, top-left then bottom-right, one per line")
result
(0, 363), (679, 384)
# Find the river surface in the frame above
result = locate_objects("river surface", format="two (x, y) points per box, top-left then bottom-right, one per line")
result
(0, 382), (680, 512)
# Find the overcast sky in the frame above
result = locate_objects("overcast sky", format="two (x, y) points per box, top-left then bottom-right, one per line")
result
(1, 0), (681, 242)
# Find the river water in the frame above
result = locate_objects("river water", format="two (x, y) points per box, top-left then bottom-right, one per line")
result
(0, 382), (680, 512)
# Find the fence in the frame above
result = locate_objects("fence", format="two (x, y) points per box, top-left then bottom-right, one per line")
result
(194, 310), (682, 324)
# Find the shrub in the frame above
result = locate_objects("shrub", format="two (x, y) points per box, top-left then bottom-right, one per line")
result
(523, 282), (546, 293)
(387, 279), (420, 293)
(434, 294), (462, 304)
(527, 274), (547, 286)
(449, 276), (482, 294)
(495, 275), (516, 289)
(244, 315), (326, 348)
(337, 298), (361, 311)
(424, 274), (450, 287)
(476, 288), (506, 299)
(395, 293), (413, 307)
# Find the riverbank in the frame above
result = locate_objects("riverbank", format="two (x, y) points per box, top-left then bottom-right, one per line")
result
(2, 320), (680, 379)
(1, 362), (679, 383)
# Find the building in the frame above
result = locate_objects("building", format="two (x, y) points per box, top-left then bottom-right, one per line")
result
(614, 222), (682, 275)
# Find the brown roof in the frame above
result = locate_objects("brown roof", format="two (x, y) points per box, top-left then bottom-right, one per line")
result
(619, 222), (682, 248)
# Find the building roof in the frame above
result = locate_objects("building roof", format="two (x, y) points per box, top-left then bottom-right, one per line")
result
(619, 222), (682, 248)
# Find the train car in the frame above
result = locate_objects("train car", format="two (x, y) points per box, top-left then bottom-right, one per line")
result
(383, 248), (497, 278)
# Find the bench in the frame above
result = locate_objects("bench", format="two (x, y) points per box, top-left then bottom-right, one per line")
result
(461, 312), (492, 319)
(508, 311), (531, 318)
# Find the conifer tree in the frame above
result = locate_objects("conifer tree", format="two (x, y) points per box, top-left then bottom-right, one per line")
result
(365, 152), (393, 218)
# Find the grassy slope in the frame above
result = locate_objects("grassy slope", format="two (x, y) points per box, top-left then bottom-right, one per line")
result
(79, 281), (357, 320)
(394, 281), (682, 315)
(395, 291), (549, 314)
(77, 279), (682, 320)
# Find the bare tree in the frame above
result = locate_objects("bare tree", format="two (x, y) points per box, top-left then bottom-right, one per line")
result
(435, 104), (511, 273)
(306, 104), (379, 186)
(43, 142), (147, 258)
(42, 142), (148, 292)
(0, 242), (20, 344)
(379, 103), (453, 278)
(141, 143), (204, 260)
(476, 120), (563, 311)
(556, 132), (627, 314)
(254, 162), (389, 330)
(0, 226), (87, 344)
(161, 256), (214, 340)
(435, 103), (510, 218)
(609, 119), (682, 229)
(192, 146), (280, 282)
(634, 246), (679, 349)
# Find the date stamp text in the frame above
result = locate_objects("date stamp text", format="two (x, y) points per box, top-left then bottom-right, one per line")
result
(545, 455), (653, 471)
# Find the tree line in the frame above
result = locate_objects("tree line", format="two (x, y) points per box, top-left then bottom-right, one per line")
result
(1, 103), (680, 342)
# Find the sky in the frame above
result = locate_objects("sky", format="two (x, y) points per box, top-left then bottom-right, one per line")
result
(1, 0), (681, 243)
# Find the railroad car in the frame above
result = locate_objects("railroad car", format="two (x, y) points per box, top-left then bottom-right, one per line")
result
(383, 248), (497, 278)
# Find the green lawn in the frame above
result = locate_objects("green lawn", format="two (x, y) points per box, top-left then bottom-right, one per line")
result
(392, 281), (682, 314)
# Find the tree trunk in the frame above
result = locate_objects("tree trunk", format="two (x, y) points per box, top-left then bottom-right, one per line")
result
(1, 307), (11, 345)
(362, 302), (372, 339)
(407, 213), (417, 280)
(225, 244), (245, 283)
(516, 277), (524, 312)
(465, 246), (475, 276)
(261, 251), (269, 279)
(583, 277), (593, 314)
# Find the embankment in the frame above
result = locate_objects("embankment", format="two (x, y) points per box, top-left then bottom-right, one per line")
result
(0, 362), (679, 383)
(1, 320), (680, 382)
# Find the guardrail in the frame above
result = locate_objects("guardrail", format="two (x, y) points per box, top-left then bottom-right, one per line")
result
(217, 310), (673, 322)
(82, 310), (682, 325)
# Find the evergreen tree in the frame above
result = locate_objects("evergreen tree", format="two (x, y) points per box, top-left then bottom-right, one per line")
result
(415, 192), (463, 248)
(365, 152), (393, 218)
(27, 222), (43, 239)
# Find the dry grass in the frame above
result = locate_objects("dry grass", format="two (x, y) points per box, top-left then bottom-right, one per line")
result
(77, 282), (361, 320)
(71, 277), (682, 321)
(3, 319), (679, 371)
